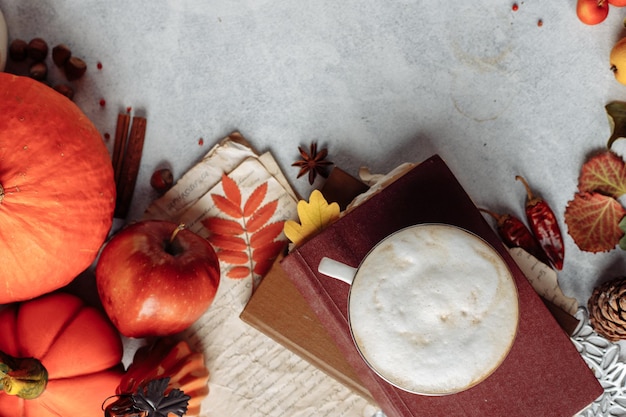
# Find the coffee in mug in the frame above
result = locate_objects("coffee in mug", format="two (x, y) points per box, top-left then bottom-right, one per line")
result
(348, 224), (519, 395)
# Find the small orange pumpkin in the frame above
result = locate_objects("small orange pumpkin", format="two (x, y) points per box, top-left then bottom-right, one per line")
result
(0, 292), (124, 417)
(0, 73), (115, 303)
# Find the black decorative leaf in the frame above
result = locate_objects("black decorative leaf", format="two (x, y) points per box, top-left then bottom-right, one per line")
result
(133, 377), (190, 417)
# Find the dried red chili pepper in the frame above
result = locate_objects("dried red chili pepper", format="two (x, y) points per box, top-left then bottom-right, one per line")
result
(515, 175), (565, 270)
(479, 208), (552, 266)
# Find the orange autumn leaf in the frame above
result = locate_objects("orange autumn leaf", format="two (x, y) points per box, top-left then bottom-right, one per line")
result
(578, 151), (626, 197)
(227, 266), (251, 279)
(211, 194), (242, 218)
(564, 192), (626, 253)
(253, 259), (274, 276)
(202, 175), (288, 280)
(247, 201), (279, 233)
(221, 174), (242, 207)
(217, 250), (249, 265)
(252, 240), (287, 262)
(209, 234), (247, 251)
(203, 217), (245, 236)
(243, 183), (268, 217)
(250, 222), (285, 248)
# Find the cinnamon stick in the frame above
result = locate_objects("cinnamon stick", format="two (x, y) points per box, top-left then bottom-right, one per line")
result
(111, 112), (130, 185)
(114, 116), (147, 219)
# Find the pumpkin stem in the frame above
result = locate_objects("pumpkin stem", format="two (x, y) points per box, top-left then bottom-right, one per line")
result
(0, 351), (48, 399)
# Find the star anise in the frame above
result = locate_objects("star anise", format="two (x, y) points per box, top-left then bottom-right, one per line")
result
(292, 142), (333, 185)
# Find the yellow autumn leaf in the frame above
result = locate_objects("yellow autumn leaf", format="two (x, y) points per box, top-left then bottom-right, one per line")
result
(283, 189), (340, 245)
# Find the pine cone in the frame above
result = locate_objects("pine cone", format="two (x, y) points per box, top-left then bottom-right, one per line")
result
(588, 277), (626, 341)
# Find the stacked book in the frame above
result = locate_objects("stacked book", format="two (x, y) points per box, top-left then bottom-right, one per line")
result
(242, 155), (602, 417)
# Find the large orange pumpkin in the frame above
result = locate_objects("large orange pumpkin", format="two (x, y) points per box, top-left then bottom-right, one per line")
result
(0, 292), (124, 416)
(0, 73), (115, 303)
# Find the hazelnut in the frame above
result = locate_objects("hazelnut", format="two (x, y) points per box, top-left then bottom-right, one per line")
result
(29, 62), (48, 81)
(52, 44), (72, 67)
(27, 38), (48, 61)
(9, 39), (28, 62)
(150, 168), (174, 193)
(64, 56), (87, 81)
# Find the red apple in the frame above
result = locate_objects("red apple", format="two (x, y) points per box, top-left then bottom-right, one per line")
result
(95, 220), (220, 338)
(576, 0), (609, 25)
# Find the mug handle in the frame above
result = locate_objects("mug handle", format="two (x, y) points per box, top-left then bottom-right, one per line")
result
(318, 257), (357, 285)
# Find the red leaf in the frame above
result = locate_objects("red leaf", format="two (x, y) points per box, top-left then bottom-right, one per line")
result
(227, 266), (250, 279)
(579, 151), (626, 197)
(250, 221), (285, 248)
(243, 183), (268, 217)
(202, 217), (244, 236)
(221, 174), (242, 207)
(252, 240), (287, 263)
(209, 234), (247, 251)
(564, 192), (626, 253)
(246, 201), (278, 233)
(211, 194), (242, 218)
(217, 250), (249, 265)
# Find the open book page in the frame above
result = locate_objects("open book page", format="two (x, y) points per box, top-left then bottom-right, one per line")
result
(143, 136), (378, 416)
(143, 132), (296, 222)
(508, 247), (578, 316)
(179, 156), (297, 289)
(185, 278), (379, 417)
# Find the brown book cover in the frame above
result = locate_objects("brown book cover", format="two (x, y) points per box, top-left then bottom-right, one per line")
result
(281, 155), (603, 417)
(240, 167), (374, 402)
(240, 253), (374, 403)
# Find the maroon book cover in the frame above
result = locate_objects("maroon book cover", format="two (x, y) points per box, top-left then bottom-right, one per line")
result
(281, 155), (603, 417)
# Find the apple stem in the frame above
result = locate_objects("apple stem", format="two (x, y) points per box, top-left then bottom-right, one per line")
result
(170, 224), (186, 244)
(0, 184), (3, 203)
(611, 64), (617, 74)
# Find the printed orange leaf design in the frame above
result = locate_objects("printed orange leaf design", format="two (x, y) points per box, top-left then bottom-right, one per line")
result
(217, 250), (249, 265)
(284, 190), (340, 246)
(228, 266), (251, 279)
(250, 222), (284, 248)
(247, 201), (279, 233)
(212, 194), (241, 218)
(253, 259), (274, 276)
(203, 217), (244, 235)
(564, 192), (626, 253)
(578, 151), (626, 197)
(202, 174), (288, 280)
(222, 174), (242, 207)
(252, 241), (287, 262)
(243, 183), (267, 216)
(209, 234), (248, 251)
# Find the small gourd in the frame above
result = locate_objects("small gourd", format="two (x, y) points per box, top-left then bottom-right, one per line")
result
(0, 73), (116, 303)
(105, 338), (209, 417)
(0, 292), (124, 416)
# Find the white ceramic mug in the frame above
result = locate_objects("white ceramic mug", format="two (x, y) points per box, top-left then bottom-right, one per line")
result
(318, 223), (519, 395)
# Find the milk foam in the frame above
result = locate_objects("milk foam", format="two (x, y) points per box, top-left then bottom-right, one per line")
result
(348, 224), (518, 395)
